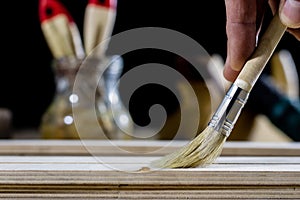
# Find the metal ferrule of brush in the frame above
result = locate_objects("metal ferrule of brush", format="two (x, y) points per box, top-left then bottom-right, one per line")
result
(208, 84), (249, 137)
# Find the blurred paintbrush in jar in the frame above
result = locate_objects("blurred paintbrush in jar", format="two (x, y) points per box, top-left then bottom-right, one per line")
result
(83, 0), (117, 57)
(83, 0), (134, 139)
(38, 0), (81, 139)
(39, 0), (128, 139)
(39, 0), (76, 59)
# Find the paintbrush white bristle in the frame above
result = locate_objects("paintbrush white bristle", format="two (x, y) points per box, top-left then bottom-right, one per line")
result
(151, 126), (227, 168)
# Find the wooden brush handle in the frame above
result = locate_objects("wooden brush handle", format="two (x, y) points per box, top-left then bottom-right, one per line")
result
(41, 15), (75, 59)
(84, 0), (117, 56)
(235, 12), (287, 92)
(39, 0), (76, 59)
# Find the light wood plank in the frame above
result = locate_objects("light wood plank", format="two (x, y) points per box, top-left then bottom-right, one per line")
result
(0, 156), (299, 164)
(0, 140), (299, 198)
(0, 140), (299, 156)
(1, 167), (299, 185)
(0, 188), (299, 199)
(0, 156), (299, 184)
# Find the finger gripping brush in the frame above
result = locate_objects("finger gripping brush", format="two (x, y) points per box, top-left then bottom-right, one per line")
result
(151, 12), (287, 169)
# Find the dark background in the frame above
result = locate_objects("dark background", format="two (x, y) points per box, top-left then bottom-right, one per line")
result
(1, 0), (299, 131)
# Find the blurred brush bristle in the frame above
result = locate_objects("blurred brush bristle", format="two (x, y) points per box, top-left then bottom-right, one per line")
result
(151, 126), (227, 168)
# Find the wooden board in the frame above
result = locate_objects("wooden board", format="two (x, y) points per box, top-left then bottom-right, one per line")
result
(0, 140), (300, 199)
(0, 139), (299, 156)
(0, 155), (299, 199)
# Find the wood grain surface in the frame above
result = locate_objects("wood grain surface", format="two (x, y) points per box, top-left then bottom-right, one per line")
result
(0, 140), (300, 156)
(0, 140), (299, 198)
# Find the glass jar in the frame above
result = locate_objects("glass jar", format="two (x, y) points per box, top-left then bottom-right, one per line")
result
(39, 55), (133, 139)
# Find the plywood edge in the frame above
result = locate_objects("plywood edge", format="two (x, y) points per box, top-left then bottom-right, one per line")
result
(0, 140), (299, 156)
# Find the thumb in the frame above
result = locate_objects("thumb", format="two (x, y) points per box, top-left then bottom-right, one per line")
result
(279, 0), (300, 28)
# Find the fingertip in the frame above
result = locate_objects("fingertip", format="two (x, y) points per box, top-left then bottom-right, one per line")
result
(280, 0), (300, 28)
(223, 65), (240, 82)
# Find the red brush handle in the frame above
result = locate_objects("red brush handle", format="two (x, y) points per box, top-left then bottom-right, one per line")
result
(88, 0), (117, 9)
(39, 0), (74, 23)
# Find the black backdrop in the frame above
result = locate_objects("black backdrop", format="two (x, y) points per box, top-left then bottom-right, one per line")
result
(1, 0), (299, 131)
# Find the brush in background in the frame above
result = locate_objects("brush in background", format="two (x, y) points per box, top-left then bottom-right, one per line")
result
(271, 49), (299, 100)
(83, 0), (134, 139)
(151, 12), (287, 169)
(39, 0), (88, 139)
(249, 74), (300, 141)
(67, 11), (85, 59)
(83, 0), (117, 57)
(39, 0), (84, 59)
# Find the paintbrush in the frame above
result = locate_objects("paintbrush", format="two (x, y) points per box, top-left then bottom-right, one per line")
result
(151, 12), (287, 168)
(84, 0), (134, 139)
(83, 0), (117, 57)
(67, 10), (85, 59)
(39, 0), (75, 59)
(39, 0), (84, 59)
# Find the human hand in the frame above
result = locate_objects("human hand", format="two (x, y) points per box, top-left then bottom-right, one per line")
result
(223, 0), (300, 82)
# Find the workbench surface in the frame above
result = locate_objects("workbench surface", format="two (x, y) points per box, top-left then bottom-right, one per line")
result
(0, 140), (299, 199)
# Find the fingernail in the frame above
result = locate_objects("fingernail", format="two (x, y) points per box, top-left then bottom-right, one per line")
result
(280, 0), (300, 28)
